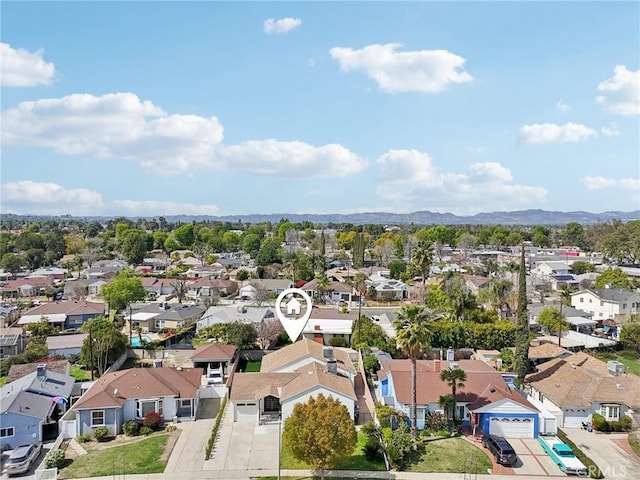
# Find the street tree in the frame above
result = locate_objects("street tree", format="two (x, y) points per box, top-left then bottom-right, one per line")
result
(282, 393), (357, 480)
(393, 304), (431, 439)
(100, 269), (147, 312)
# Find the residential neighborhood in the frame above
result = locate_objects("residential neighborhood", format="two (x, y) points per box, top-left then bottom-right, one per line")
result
(1, 215), (639, 480)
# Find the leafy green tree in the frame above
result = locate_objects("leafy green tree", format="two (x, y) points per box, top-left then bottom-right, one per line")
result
(282, 393), (357, 480)
(80, 317), (128, 376)
(537, 306), (569, 346)
(352, 232), (366, 269)
(388, 261), (406, 280)
(601, 220), (640, 264)
(570, 260), (596, 275)
(532, 226), (550, 247)
(222, 231), (241, 251)
(173, 223), (195, 248)
(0, 253), (25, 274)
(99, 269), (147, 312)
(480, 278), (514, 316)
(24, 318), (58, 340)
(393, 304), (431, 439)
(255, 237), (283, 266)
(242, 233), (262, 256)
(514, 246), (530, 387)
(619, 322), (640, 348)
(594, 268), (632, 290)
(120, 229), (151, 265)
(562, 222), (587, 249)
(439, 368), (467, 424)
(236, 269), (250, 281)
(351, 315), (396, 353)
(197, 322), (257, 349)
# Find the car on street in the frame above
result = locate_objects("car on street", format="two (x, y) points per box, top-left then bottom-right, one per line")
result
(482, 434), (518, 466)
(2, 443), (42, 476)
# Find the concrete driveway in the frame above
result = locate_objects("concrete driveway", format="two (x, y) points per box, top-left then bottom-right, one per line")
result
(484, 438), (567, 477)
(563, 428), (640, 479)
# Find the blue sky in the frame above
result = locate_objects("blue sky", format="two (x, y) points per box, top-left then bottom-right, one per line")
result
(1, 1), (639, 218)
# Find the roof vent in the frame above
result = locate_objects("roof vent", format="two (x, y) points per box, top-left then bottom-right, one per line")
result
(326, 358), (337, 374)
(489, 387), (496, 393)
(322, 346), (334, 359)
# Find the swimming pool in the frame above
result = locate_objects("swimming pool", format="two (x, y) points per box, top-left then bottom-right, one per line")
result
(130, 335), (152, 347)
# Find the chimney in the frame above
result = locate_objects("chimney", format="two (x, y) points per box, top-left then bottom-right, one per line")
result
(434, 359), (441, 372)
(446, 347), (455, 362)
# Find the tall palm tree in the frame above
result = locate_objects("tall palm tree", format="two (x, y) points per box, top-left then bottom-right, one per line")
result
(412, 240), (434, 304)
(393, 304), (431, 439)
(439, 367), (467, 425)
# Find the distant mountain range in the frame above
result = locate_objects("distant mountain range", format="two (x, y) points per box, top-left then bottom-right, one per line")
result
(5, 209), (640, 226)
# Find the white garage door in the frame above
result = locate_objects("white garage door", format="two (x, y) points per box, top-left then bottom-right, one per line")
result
(563, 408), (590, 428)
(489, 417), (534, 438)
(235, 402), (257, 421)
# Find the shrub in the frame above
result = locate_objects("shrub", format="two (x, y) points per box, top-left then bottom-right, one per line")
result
(424, 412), (449, 431)
(436, 428), (451, 437)
(76, 434), (92, 443)
(140, 426), (153, 436)
(165, 424), (177, 432)
(45, 449), (65, 468)
(362, 438), (383, 462)
(620, 415), (633, 431)
(93, 426), (109, 442)
(122, 420), (140, 436)
(609, 421), (623, 432)
(329, 337), (348, 347)
(592, 413), (609, 432)
(143, 411), (163, 430)
(618, 350), (639, 360)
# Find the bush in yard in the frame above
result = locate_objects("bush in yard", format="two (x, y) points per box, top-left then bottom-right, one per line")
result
(76, 434), (92, 443)
(620, 415), (633, 431)
(592, 413), (609, 432)
(45, 449), (65, 468)
(93, 426), (109, 442)
(122, 420), (140, 436)
(140, 426), (153, 436)
(424, 412), (449, 431)
(143, 411), (163, 430)
(165, 424), (177, 432)
(329, 337), (347, 347)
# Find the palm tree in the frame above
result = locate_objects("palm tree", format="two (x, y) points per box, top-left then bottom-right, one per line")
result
(437, 394), (455, 421)
(393, 304), (431, 439)
(412, 240), (434, 304)
(481, 278), (514, 317)
(439, 367), (467, 426)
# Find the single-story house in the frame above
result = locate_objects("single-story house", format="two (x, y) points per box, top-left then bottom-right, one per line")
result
(0, 276), (55, 298)
(301, 307), (358, 345)
(239, 279), (293, 300)
(18, 301), (106, 330)
(525, 351), (640, 429)
(187, 278), (238, 298)
(302, 279), (354, 304)
(7, 360), (70, 384)
(197, 305), (276, 331)
(140, 277), (176, 298)
(230, 339), (357, 424)
(71, 367), (203, 437)
(377, 358), (540, 438)
(129, 303), (206, 333)
(0, 390), (58, 450)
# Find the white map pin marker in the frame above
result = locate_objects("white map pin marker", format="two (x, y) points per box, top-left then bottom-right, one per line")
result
(275, 287), (313, 342)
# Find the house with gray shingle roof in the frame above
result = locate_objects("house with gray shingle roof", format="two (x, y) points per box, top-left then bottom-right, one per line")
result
(17, 301), (105, 330)
(230, 338), (357, 424)
(570, 288), (640, 324)
(0, 390), (57, 450)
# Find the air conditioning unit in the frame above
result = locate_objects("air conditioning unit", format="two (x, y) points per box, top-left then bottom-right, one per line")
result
(607, 360), (625, 376)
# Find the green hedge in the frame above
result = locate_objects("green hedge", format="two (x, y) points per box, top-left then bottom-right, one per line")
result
(557, 429), (603, 479)
(205, 395), (228, 460)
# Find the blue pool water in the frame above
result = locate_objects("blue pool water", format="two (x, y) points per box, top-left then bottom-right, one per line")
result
(130, 336), (152, 347)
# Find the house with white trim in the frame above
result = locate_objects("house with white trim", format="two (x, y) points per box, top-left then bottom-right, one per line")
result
(570, 288), (640, 324)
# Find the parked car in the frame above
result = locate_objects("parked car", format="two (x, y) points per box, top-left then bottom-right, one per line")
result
(2, 442), (42, 476)
(482, 434), (518, 466)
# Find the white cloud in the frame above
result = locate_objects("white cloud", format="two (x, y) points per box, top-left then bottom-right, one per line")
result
(596, 65), (640, 115)
(1, 92), (366, 178)
(582, 176), (640, 190)
(375, 149), (546, 214)
(600, 123), (620, 137)
(263, 17), (302, 35)
(556, 100), (570, 112)
(0, 43), (56, 87)
(329, 43), (473, 93)
(0, 181), (221, 216)
(519, 122), (597, 144)
(1, 181), (104, 215)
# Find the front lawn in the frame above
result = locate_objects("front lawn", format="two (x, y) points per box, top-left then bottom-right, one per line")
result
(404, 437), (492, 473)
(280, 431), (386, 471)
(58, 434), (169, 479)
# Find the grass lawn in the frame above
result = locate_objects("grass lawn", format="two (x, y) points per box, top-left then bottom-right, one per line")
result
(59, 434), (169, 479)
(244, 360), (262, 372)
(404, 437), (492, 473)
(0, 376), (7, 387)
(594, 350), (640, 376)
(629, 434), (640, 458)
(280, 432), (386, 471)
(613, 356), (640, 376)
(70, 365), (93, 381)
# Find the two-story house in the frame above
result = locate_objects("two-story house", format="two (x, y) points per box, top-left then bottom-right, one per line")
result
(17, 301), (106, 330)
(570, 288), (640, 324)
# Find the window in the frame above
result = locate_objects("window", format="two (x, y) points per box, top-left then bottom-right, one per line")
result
(600, 301), (604, 306)
(1, 427), (15, 437)
(580, 298), (584, 303)
(136, 399), (163, 418)
(600, 404), (620, 420)
(622, 303), (627, 309)
(180, 399), (191, 408)
(91, 410), (105, 426)
(537, 391), (545, 402)
(155, 320), (165, 329)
